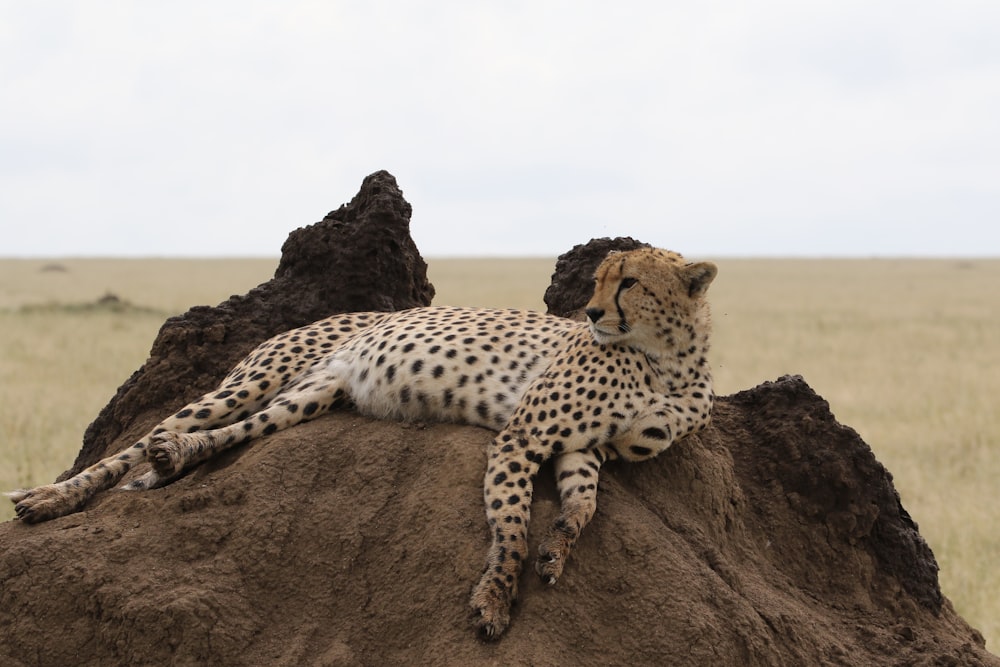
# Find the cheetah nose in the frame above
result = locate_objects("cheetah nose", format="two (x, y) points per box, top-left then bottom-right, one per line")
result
(585, 307), (605, 323)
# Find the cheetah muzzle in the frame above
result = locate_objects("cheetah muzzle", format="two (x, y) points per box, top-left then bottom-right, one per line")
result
(7, 247), (718, 641)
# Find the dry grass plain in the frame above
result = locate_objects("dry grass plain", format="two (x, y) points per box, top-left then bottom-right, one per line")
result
(1, 255), (997, 650)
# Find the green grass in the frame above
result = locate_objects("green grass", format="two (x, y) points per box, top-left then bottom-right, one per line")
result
(1, 255), (997, 650)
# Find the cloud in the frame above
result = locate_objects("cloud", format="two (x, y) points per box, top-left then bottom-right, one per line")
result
(1, 1), (998, 256)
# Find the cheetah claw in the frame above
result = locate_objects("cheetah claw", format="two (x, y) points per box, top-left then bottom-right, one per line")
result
(6, 489), (34, 520)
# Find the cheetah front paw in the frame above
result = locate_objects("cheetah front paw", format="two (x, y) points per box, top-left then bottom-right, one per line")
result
(5, 484), (80, 523)
(469, 576), (515, 641)
(535, 525), (578, 585)
(535, 537), (570, 585)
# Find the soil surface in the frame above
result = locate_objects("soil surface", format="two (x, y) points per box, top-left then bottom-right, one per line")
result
(1, 173), (995, 666)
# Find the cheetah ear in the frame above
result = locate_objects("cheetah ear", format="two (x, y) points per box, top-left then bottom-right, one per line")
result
(683, 262), (717, 298)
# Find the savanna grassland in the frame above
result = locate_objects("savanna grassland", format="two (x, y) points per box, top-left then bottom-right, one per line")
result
(1, 256), (997, 650)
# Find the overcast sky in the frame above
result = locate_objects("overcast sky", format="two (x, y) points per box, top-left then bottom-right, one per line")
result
(2, 1), (999, 258)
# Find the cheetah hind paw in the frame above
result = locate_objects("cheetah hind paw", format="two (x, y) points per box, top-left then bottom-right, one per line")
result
(535, 535), (572, 585)
(119, 432), (188, 491)
(5, 484), (78, 523)
(147, 431), (188, 478)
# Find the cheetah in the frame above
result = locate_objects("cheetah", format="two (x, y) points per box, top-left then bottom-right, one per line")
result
(7, 246), (717, 640)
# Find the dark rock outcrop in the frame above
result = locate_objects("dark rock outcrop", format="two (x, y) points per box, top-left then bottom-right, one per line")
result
(544, 236), (650, 319)
(726, 378), (944, 614)
(64, 170), (433, 478)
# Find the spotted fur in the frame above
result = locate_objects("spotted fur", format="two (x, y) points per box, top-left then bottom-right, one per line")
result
(7, 247), (717, 640)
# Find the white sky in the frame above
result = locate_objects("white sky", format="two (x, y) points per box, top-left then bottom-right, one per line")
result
(2, 1), (999, 257)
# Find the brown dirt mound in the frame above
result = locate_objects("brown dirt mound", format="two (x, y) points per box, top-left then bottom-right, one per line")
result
(1, 173), (995, 666)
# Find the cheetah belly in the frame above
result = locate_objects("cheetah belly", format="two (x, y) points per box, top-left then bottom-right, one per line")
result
(324, 308), (575, 431)
(328, 353), (540, 430)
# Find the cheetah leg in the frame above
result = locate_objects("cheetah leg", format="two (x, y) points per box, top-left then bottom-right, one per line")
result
(122, 366), (329, 491)
(6, 320), (368, 522)
(5, 438), (159, 523)
(470, 432), (544, 641)
(133, 379), (349, 487)
(535, 448), (606, 586)
(5, 381), (288, 521)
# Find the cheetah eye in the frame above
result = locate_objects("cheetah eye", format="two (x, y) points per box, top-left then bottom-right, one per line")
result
(620, 277), (638, 289)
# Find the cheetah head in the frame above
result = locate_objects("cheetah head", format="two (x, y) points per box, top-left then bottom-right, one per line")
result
(584, 247), (717, 352)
